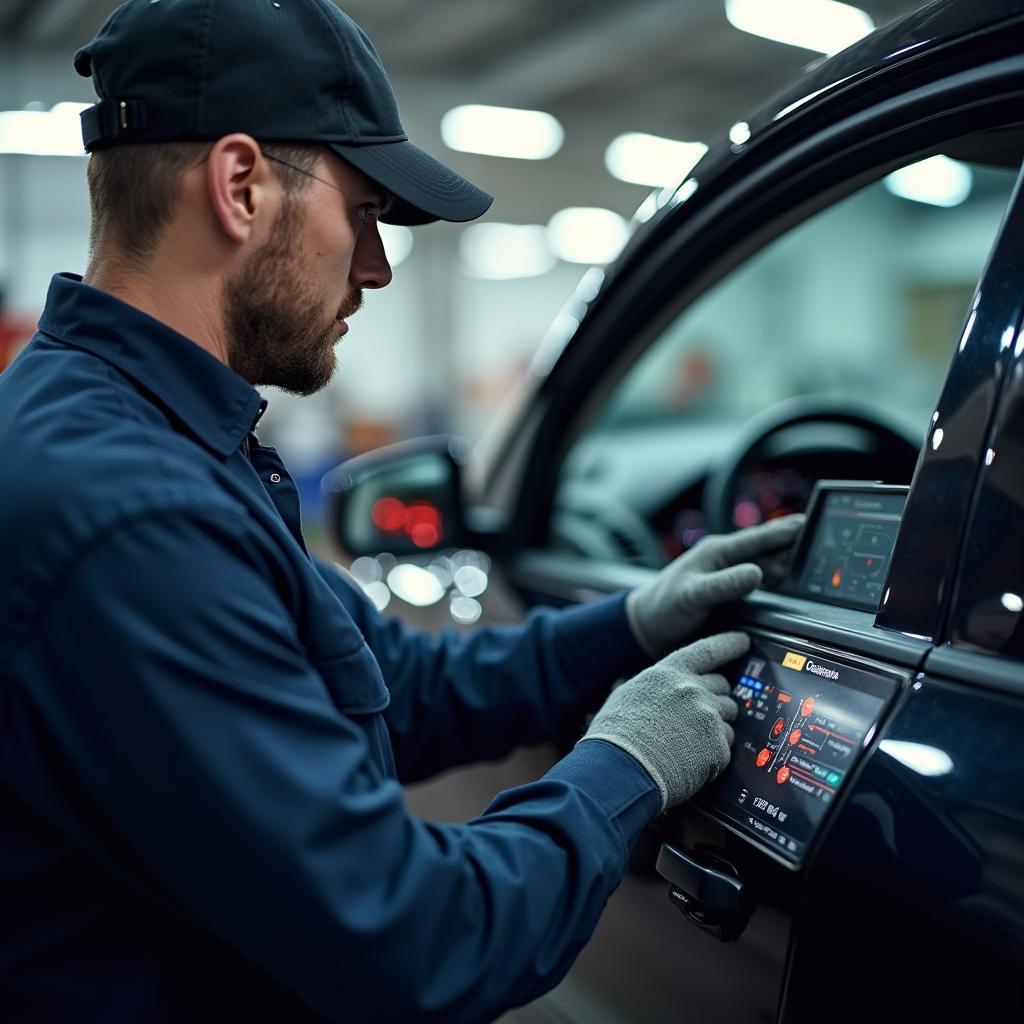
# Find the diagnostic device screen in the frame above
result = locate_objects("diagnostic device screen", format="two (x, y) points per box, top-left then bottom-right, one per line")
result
(798, 489), (906, 611)
(701, 636), (898, 865)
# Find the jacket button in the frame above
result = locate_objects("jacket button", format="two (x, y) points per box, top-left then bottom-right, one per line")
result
(269, 472), (282, 483)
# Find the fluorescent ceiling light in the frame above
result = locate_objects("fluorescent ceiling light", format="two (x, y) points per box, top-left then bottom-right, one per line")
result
(605, 132), (707, 188)
(459, 223), (555, 280)
(547, 207), (629, 265)
(884, 156), (973, 208)
(725, 0), (874, 55)
(441, 104), (564, 160)
(378, 223), (413, 267)
(0, 101), (91, 157)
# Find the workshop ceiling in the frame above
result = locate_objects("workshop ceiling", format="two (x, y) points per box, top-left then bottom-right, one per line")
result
(0, 0), (925, 220)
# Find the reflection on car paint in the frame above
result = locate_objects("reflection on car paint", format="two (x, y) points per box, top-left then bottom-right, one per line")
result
(878, 170), (1024, 640)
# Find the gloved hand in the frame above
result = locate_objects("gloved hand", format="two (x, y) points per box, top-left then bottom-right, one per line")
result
(581, 631), (748, 811)
(626, 515), (804, 659)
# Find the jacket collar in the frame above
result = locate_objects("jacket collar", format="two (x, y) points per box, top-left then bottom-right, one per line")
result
(37, 274), (264, 458)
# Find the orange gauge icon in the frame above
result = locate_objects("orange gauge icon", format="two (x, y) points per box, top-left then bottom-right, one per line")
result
(789, 728), (802, 746)
(771, 717), (785, 738)
(801, 697), (815, 718)
(756, 748), (771, 768)
(776, 766), (791, 785)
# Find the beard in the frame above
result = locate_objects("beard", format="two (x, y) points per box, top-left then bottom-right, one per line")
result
(223, 197), (362, 397)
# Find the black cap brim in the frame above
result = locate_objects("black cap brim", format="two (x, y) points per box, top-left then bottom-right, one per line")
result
(329, 139), (493, 226)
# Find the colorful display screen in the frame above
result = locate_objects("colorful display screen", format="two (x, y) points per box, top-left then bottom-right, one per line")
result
(797, 489), (906, 611)
(700, 635), (900, 865)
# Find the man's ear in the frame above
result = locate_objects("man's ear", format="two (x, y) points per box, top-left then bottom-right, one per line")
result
(205, 134), (275, 244)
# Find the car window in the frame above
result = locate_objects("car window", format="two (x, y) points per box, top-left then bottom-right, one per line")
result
(549, 159), (1019, 567)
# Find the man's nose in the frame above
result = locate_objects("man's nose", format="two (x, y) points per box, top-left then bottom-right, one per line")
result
(351, 225), (394, 290)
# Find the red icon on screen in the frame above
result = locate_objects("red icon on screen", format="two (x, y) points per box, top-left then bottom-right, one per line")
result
(771, 718), (785, 738)
(777, 766), (791, 785)
(756, 749), (771, 768)
(801, 697), (815, 718)
(789, 728), (802, 746)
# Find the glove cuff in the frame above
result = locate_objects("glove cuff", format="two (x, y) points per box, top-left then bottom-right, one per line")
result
(578, 734), (668, 812)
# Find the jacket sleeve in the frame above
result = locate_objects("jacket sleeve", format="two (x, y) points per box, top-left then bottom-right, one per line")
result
(314, 558), (652, 783)
(5, 511), (660, 1024)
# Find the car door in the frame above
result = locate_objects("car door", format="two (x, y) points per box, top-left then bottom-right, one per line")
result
(461, 27), (1024, 1024)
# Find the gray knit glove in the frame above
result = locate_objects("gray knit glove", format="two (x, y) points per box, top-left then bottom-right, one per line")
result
(626, 515), (804, 659)
(580, 631), (748, 811)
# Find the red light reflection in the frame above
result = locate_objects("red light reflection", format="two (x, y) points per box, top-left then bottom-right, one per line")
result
(372, 497), (406, 532)
(372, 497), (443, 547)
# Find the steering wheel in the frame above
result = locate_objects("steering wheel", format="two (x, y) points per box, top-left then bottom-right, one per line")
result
(550, 480), (667, 567)
(702, 398), (921, 534)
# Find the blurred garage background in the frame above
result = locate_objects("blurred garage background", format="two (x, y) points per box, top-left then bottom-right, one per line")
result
(0, 0), (934, 566)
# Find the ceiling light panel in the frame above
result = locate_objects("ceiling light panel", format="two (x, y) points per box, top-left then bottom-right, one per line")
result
(441, 104), (564, 160)
(724, 0), (874, 56)
(605, 132), (708, 188)
(547, 208), (630, 265)
(459, 223), (555, 280)
(0, 102), (90, 157)
(378, 223), (414, 267)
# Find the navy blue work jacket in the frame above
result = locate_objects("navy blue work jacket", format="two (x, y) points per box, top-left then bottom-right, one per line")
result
(0, 275), (660, 1023)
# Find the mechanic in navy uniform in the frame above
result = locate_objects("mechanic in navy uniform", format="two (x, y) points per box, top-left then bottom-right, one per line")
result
(0, 2), (801, 1020)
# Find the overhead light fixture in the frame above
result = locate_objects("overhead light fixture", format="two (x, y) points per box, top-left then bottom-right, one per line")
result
(605, 132), (707, 188)
(724, 0), (874, 56)
(884, 155), (973, 208)
(377, 223), (414, 267)
(0, 101), (91, 157)
(547, 207), (629, 265)
(459, 223), (555, 280)
(441, 104), (564, 160)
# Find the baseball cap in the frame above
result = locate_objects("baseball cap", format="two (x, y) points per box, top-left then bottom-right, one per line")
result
(73, 0), (493, 226)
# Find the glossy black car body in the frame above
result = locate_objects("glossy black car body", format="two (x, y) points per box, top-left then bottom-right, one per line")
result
(330, 2), (1024, 1020)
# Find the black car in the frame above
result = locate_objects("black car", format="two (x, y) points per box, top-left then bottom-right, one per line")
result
(325, 2), (1024, 1020)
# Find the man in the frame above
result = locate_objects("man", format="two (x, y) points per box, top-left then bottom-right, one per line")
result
(0, 1), (802, 1021)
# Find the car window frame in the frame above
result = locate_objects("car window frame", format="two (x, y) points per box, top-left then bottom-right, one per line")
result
(476, 54), (1024, 603)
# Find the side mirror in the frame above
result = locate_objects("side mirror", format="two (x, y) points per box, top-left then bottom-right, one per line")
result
(321, 435), (469, 558)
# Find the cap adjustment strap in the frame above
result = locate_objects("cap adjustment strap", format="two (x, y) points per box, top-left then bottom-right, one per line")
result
(80, 98), (148, 151)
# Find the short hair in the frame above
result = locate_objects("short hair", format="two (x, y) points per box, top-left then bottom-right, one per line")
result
(85, 140), (319, 264)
